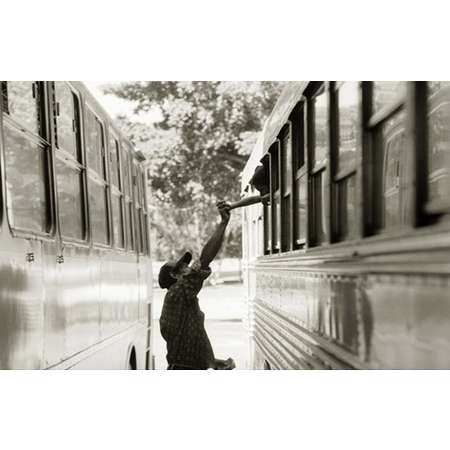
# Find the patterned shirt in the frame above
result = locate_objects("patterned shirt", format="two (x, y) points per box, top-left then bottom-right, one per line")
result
(159, 260), (215, 369)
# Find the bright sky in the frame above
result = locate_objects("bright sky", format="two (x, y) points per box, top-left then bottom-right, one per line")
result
(84, 81), (161, 124)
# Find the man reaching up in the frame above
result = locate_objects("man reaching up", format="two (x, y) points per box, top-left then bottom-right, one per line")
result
(159, 201), (235, 370)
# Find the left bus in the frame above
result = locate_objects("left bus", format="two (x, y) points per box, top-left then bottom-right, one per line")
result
(0, 81), (152, 369)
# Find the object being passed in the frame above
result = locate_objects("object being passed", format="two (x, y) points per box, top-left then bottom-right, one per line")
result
(228, 164), (270, 210)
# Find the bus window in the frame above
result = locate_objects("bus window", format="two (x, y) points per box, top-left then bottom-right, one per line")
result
(308, 83), (329, 246)
(309, 170), (327, 245)
(125, 150), (135, 252)
(333, 81), (359, 241)
(427, 81), (450, 211)
(141, 170), (150, 255)
(368, 82), (407, 232)
(3, 81), (39, 134)
(291, 102), (307, 247)
(133, 162), (144, 255)
(54, 82), (86, 241)
(270, 143), (281, 252)
(259, 155), (271, 254)
(280, 124), (292, 252)
(109, 131), (125, 249)
(85, 107), (110, 246)
(2, 81), (50, 233)
(312, 84), (328, 169)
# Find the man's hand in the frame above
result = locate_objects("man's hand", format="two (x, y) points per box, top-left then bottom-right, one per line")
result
(214, 357), (236, 370)
(216, 201), (231, 224)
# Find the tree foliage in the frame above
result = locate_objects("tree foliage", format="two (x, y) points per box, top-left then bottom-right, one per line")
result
(107, 82), (285, 260)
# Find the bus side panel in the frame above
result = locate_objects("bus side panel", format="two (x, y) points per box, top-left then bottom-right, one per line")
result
(366, 273), (450, 369)
(0, 236), (45, 369)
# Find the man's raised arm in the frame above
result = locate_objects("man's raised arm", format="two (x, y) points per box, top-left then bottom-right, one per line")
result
(199, 202), (230, 269)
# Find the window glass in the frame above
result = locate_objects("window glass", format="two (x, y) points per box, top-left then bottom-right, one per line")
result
(109, 132), (120, 188)
(141, 171), (148, 211)
(282, 196), (291, 251)
(85, 109), (104, 176)
(56, 158), (84, 240)
(139, 209), (146, 254)
(112, 193), (124, 248)
(336, 175), (357, 240)
(311, 171), (327, 245)
(263, 201), (271, 253)
(89, 180), (108, 245)
(312, 86), (328, 167)
(427, 81), (450, 206)
(373, 82), (406, 113)
(281, 128), (292, 194)
(296, 174), (307, 243)
(134, 206), (142, 254)
(379, 110), (407, 228)
(4, 125), (48, 232)
(4, 82), (39, 134)
(337, 82), (359, 174)
(127, 202), (135, 250)
(273, 194), (280, 250)
(55, 82), (77, 158)
(123, 150), (131, 196)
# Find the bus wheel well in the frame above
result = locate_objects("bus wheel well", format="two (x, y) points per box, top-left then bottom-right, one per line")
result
(128, 347), (137, 370)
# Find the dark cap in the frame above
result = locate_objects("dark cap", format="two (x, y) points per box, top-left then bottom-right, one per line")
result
(158, 251), (192, 289)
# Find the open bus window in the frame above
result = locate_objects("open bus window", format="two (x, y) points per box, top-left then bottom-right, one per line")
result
(270, 143), (281, 252)
(427, 81), (450, 211)
(334, 82), (359, 242)
(54, 82), (86, 241)
(2, 81), (50, 234)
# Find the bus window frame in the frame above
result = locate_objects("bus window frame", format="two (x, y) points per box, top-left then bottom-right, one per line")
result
(261, 154), (271, 255)
(330, 81), (360, 243)
(53, 82), (89, 245)
(1, 81), (56, 239)
(269, 140), (281, 253)
(279, 121), (294, 252)
(363, 81), (409, 235)
(85, 104), (112, 249)
(421, 82), (450, 218)
(108, 127), (126, 250)
(306, 82), (330, 247)
(292, 99), (307, 249)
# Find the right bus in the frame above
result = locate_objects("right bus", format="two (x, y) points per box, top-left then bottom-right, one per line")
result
(241, 81), (450, 369)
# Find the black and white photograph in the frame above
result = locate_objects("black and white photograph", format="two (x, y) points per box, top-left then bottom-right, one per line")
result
(2, 2), (449, 449)
(2, 80), (450, 370)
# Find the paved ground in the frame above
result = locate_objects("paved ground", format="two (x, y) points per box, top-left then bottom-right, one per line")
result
(151, 282), (250, 370)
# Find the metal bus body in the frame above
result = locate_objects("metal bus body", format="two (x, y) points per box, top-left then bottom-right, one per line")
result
(241, 81), (450, 369)
(0, 81), (152, 369)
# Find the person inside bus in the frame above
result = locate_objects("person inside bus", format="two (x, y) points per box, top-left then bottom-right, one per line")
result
(158, 201), (236, 370)
(227, 164), (270, 210)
